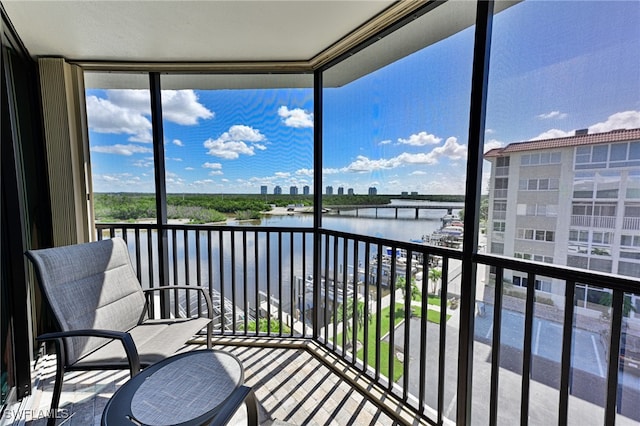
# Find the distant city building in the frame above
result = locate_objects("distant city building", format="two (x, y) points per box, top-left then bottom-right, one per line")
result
(338, 187), (344, 195)
(303, 185), (310, 195)
(401, 191), (408, 196)
(348, 188), (354, 195)
(368, 187), (377, 195)
(326, 186), (334, 195)
(484, 128), (640, 312)
(274, 185), (282, 195)
(290, 186), (298, 195)
(261, 185), (268, 195)
(411, 191), (418, 196)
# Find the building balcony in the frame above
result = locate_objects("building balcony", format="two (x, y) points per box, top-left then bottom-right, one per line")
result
(623, 217), (640, 231)
(13, 223), (639, 425)
(571, 215), (617, 229)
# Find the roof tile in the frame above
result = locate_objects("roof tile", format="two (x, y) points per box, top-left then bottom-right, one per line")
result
(484, 128), (640, 158)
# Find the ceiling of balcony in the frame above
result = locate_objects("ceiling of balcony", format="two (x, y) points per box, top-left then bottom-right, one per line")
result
(1, 0), (397, 64)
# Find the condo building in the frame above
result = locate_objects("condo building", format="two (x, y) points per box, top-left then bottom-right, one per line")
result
(485, 128), (640, 315)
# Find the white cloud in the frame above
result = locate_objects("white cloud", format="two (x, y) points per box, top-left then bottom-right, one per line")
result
(172, 139), (184, 146)
(410, 170), (428, 175)
(322, 168), (342, 175)
(203, 162), (222, 170)
(397, 131), (441, 146)
(344, 137), (467, 172)
(106, 89), (213, 125)
(92, 172), (153, 192)
(278, 106), (313, 128)
(86, 95), (153, 142)
(275, 172), (291, 178)
(203, 162), (223, 175)
(485, 128), (495, 134)
(530, 128), (574, 141)
(296, 168), (314, 177)
(161, 90), (214, 125)
(427, 137), (467, 161)
(132, 158), (153, 168)
(394, 152), (440, 165)
(589, 110), (640, 133)
(346, 155), (399, 172)
(484, 139), (504, 153)
(203, 125), (266, 159)
(532, 110), (640, 141)
(91, 144), (153, 156)
(193, 179), (214, 186)
(204, 140), (255, 159)
(185, 167), (195, 171)
(379, 140), (392, 145)
(87, 89), (213, 142)
(105, 90), (149, 113)
(537, 110), (568, 120)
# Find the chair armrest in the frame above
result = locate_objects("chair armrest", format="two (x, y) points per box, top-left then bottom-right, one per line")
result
(143, 286), (214, 320)
(37, 329), (141, 376)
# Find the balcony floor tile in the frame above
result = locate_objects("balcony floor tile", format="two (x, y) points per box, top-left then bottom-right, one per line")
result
(23, 342), (398, 426)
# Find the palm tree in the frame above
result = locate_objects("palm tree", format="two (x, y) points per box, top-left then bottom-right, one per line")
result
(428, 268), (442, 295)
(336, 297), (365, 346)
(599, 292), (637, 317)
(396, 276), (420, 301)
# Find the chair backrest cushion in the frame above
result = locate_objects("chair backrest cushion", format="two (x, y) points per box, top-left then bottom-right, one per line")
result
(27, 237), (146, 365)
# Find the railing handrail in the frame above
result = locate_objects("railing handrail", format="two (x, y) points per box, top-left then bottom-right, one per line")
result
(94, 221), (639, 425)
(474, 252), (639, 293)
(96, 222), (314, 233)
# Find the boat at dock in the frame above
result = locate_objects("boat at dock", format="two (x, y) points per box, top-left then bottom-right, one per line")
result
(420, 213), (464, 248)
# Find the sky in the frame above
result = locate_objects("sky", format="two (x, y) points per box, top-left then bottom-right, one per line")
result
(86, 1), (640, 195)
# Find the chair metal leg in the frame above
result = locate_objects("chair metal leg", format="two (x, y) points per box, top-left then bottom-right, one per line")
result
(245, 387), (258, 426)
(48, 341), (66, 426)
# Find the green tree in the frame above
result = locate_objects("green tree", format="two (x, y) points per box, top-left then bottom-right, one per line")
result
(599, 293), (637, 317)
(336, 297), (365, 346)
(397, 276), (419, 299)
(428, 268), (442, 295)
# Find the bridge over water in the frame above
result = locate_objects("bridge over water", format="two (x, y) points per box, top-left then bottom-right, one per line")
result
(325, 203), (464, 219)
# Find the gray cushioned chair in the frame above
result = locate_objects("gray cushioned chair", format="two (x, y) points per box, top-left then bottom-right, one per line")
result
(27, 237), (213, 421)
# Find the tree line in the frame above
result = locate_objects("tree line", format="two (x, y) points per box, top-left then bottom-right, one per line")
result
(93, 192), (467, 223)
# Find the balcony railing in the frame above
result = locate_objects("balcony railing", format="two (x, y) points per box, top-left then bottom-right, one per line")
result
(571, 215), (617, 229)
(623, 216), (640, 230)
(95, 223), (640, 425)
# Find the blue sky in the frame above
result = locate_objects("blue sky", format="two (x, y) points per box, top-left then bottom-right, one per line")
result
(87, 1), (640, 195)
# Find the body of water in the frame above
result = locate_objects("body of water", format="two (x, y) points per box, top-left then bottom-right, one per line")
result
(114, 201), (458, 323)
(237, 199), (461, 242)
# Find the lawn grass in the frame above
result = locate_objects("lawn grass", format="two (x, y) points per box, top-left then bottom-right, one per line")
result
(336, 305), (404, 382)
(427, 294), (442, 306)
(333, 302), (451, 382)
